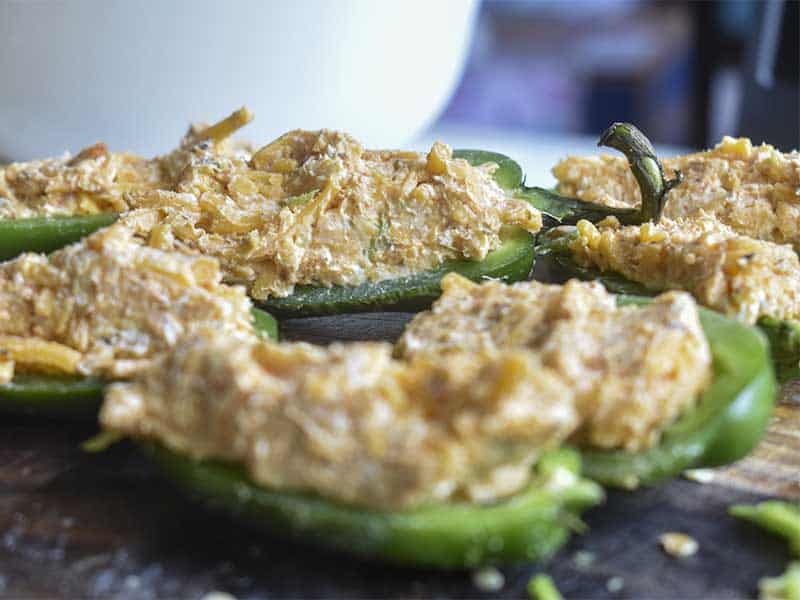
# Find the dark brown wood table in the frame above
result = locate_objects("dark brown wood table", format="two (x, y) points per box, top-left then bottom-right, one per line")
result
(1, 313), (797, 599)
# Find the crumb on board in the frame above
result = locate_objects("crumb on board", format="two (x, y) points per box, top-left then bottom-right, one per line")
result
(683, 468), (716, 484)
(472, 566), (505, 592)
(606, 576), (625, 593)
(659, 532), (700, 558)
(201, 592), (237, 600)
(573, 550), (596, 569)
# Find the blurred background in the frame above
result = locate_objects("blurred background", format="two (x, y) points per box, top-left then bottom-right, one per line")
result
(420, 0), (799, 182)
(432, 0), (798, 150)
(1, 0), (797, 184)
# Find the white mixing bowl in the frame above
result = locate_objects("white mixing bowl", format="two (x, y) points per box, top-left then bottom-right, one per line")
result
(0, 0), (477, 160)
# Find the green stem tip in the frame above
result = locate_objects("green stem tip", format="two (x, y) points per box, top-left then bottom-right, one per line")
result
(598, 122), (683, 223)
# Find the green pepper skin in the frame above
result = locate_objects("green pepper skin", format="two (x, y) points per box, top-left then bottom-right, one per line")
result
(0, 213), (119, 261)
(0, 374), (106, 419)
(0, 308), (279, 417)
(258, 226), (534, 316)
(141, 445), (603, 568)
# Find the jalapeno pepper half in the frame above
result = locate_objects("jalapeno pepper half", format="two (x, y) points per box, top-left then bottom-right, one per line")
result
(583, 296), (775, 486)
(259, 136), (662, 317)
(142, 445), (603, 568)
(136, 298), (772, 564)
(537, 232), (800, 384)
(257, 149), (540, 316)
(0, 307), (278, 417)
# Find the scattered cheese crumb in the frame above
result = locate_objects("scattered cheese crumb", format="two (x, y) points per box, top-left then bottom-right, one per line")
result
(659, 532), (699, 558)
(683, 468), (716, 484)
(472, 566), (505, 592)
(606, 576), (625, 593)
(202, 592), (237, 600)
(573, 550), (596, 569)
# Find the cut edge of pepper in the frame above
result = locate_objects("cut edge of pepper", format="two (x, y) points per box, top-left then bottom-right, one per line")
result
(140, 443), (604, 568)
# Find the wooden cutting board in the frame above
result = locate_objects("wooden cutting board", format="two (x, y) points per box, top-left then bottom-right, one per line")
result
(0, 313), (796, 599)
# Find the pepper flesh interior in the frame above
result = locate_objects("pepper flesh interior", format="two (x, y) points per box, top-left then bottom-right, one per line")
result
(396, 273), (712, 453)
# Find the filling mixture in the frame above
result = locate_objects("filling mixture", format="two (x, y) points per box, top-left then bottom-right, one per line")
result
(1, 111), (542, 299)
(0, 209), (254, 382)
(564, 215), (800, 325)
(128, 130), (541, 299)
(553, 137), (800, 250)
(100, 275), (711, 511)
(397, 273), (712, 452)
(101, 337), (578, 510)
(0, 116), (251, 219)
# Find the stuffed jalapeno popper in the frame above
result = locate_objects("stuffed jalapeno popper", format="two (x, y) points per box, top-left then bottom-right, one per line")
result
(0, 108), (255, 259)
(537, 123), (800, 381)
(0, 109), (666, 316)
(396, 273), (775, 486)
(98, 336), (603, 567)
(0, 209), (276, 415)
(95, 271), (772, 565)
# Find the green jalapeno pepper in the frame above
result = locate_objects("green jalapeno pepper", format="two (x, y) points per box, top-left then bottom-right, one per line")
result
(134, 295), (772, 563)
(582, 296), (775, 486)
(141, 444), (603, 568)
(258, 149), (539, 316)
(0, 307), (278, 417)
(0, 213), (119, 261)
(259, 136), (660, 317)
(532, 122), (800, 383)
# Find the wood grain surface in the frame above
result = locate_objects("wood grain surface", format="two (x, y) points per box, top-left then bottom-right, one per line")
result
(0, 313), (796, 599)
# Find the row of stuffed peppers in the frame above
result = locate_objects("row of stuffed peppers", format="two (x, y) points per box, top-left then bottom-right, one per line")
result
(0, 124), (654, 410)
(136, 295), (775, 567)
(0, 123), (782, 568)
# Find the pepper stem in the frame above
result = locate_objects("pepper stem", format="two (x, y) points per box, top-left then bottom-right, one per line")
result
(598, 122), (682, 222)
